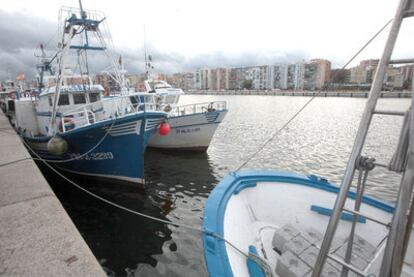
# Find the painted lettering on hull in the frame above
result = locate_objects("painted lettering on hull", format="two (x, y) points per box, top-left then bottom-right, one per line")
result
(69, 152), (114, 160)
(176, 127), (201, 134)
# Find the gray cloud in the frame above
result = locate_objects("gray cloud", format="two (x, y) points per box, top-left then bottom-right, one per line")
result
(0, 9), (308, 81)
(0, 10), (59, 79)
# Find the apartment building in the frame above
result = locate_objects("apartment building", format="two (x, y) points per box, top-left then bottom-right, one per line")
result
(271, 64), (288, 89)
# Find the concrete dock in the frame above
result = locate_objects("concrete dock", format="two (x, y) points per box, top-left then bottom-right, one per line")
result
(0, 112), (106, 277)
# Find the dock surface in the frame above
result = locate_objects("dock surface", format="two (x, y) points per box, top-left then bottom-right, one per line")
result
(0, 112), (106, 277)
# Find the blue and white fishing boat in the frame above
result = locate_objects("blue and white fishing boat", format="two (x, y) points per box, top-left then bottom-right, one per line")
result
(203, 0), (414, 276)
(14, 2), (166, 185)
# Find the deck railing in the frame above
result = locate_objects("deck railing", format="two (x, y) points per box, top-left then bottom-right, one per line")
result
(59, 94), (158, 133)
(166, 101), (227, 116)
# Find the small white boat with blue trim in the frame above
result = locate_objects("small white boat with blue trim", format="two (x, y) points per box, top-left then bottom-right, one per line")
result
(203, 171), (405, 276)
(132, 79), (228, 151)
(202, 0), (414, 276)
(14, 2), (166, 185)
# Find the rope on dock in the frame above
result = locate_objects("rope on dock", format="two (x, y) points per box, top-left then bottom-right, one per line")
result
(0, 157), (33, 168)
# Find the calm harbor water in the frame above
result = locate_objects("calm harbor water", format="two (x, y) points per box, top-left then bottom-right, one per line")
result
(40, 95), (410, 276)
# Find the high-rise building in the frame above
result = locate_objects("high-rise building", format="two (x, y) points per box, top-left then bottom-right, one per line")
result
(384, 66), (404, 89)
(310, 59), (331, 88)
(303, 63), (319, 90)
(350, 59), (379, 84)
(271, 64), (288, 89)
(217, 68), (230, 90)
(228, 67), (244, 90)
(286, 63), (304, 90)
(399, 64), (414, 89)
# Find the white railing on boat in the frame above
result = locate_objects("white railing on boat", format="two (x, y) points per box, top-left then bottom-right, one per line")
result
(59, 94), (158, 133)
(167, 101), (227, 116)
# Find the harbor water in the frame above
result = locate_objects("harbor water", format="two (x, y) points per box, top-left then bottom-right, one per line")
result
(39, 95), (410, 276)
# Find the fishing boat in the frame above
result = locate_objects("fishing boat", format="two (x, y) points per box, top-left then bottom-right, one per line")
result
(14, 2), (166, 185)
(132, 79), (227, 151)
(203, 0), (414, 276)
(0, 80), (25, 123)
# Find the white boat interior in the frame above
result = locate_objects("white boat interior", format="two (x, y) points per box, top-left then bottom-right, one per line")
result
(228, 183), (397, 276)
(204, 172), (414, 277)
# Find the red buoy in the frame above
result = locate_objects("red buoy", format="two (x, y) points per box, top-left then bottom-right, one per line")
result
(158, 122), (171, 136)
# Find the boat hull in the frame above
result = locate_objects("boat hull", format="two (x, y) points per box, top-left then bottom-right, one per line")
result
(148, 110), (227, 151)
(24, 112), (165, 185)
(203, 171), (396, 277)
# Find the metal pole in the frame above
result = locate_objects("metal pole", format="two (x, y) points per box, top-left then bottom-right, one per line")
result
(399, 78), (414, 272)
(381, 72), (414, 277)
(312, 0), (408, 275)
(341, 169), (368, 277)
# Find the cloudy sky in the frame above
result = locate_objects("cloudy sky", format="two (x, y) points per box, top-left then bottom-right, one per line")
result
(1, 0), (413, 80)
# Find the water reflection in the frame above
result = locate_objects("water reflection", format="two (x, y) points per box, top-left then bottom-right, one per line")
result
(36, 146), (217, 277)
(35, 95), (410, 276)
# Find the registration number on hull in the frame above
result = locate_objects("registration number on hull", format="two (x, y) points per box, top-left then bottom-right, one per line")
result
(176, 127), (201, 134)
(69, 152), (114, 161)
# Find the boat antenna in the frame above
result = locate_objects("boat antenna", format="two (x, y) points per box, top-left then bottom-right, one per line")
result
(143, 25), (149, 79)
(143, 25), (154, 79)
(35, 43), (57, 93)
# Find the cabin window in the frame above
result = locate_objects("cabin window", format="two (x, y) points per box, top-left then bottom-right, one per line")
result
(73, 93), (86, 104)
(58, 94), (70, 106)
(89, 92), (100, 103)
(48, 96), (53, 106)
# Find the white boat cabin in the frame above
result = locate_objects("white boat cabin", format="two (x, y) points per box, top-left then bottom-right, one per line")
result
(19, 84), (105, 136)
(39, 85), (104, 134)
(143, 80), (183, 106)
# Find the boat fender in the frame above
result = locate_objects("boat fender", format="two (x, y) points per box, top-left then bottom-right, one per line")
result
(159, 122), (171, 136)
(47, 136), (68, 156)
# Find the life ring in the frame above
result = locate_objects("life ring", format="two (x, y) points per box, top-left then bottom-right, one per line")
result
(59, 117), (75, 132)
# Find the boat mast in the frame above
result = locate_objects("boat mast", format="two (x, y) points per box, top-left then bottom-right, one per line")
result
(49, 0), (104, 135)
(35, 44), (56, 94)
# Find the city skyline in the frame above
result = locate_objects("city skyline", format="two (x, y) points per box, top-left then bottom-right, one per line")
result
(4, 57), (412, 93)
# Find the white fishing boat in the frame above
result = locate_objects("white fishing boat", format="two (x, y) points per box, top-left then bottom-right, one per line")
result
(14, 2), (166, 185)
(0, 80), (29, 123)
(203, 0), (414, 276)
(131, 79), (227, 151)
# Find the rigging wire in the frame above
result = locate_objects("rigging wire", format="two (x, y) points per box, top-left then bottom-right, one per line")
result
(235, 18), (393, 172)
